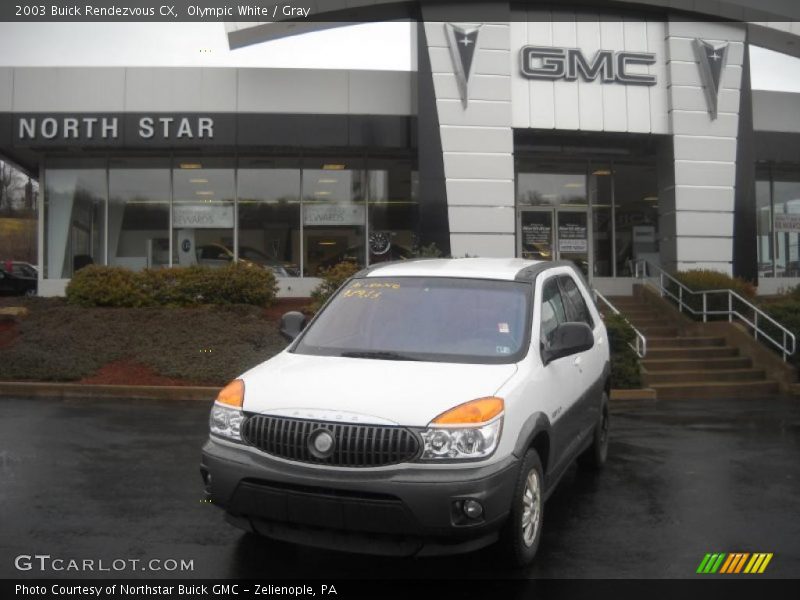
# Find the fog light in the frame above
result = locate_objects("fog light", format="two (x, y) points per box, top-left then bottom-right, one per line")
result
(463, 499), (484, 519)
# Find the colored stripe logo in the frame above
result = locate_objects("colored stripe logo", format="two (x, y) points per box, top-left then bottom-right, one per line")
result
(697, 553), (773, 574)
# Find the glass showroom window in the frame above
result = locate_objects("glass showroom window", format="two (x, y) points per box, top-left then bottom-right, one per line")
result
(589, 164), (613, 277)
(108, 158), (170, 270)
(44, 159), (106, 279)
(172, 158), (235, 268)
(367, 158), (418, 265)
(772, 171), (800, 278)
(516, 163), (588, 208)
(756, 170), (773, 278)
(613, 163), (659, 277)
(237, 158), (301, 278)
(302, 157), (366, 276)
(757, 166), (800, 278)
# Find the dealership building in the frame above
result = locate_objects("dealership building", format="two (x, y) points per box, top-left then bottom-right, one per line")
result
(1, 1), (800, 296)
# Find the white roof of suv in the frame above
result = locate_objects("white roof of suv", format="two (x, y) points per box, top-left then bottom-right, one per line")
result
(364, 258), (545, 281)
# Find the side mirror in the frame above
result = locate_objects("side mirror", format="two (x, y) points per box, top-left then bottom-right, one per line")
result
(279, 311), (307, 342)
(542, 322), (594, 366)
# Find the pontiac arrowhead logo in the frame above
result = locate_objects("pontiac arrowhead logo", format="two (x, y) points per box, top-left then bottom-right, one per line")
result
(694, 39), (729, 120)
(445, 23), (482, 108)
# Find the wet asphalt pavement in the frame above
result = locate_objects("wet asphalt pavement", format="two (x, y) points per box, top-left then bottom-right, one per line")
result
(0, 395), (798, 579)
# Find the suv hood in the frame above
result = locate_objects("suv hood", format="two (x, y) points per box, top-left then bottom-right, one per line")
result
(241, 351), (518, 427)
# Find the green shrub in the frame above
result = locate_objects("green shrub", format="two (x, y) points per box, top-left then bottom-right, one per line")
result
(411, 242), (444, 258)
(66, 264), (277, 308)
(309, 260), (362, 313)
(759, 297), (800, 367)
(604, 313), (642, 389)
(668, 269), (755, 318)
(672, 269), (756, 298)
(66, 265), (152, 308)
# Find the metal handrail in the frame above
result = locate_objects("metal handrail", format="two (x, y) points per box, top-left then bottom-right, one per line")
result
(594, 290), (647, 358)
(633, 259), (796, 361)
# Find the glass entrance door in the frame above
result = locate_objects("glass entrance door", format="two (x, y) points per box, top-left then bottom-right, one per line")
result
(518, 208), (590, 276)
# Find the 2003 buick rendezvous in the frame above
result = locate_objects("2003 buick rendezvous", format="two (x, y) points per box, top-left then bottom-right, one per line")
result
(201, 258), (610, 566)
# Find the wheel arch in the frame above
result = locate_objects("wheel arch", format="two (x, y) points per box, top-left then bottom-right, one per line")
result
(513, 412), (551, 474)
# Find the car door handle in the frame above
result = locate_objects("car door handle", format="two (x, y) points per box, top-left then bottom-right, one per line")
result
(573, 356), (582, 367)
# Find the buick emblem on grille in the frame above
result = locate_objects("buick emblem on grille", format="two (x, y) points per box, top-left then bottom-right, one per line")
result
(309, 429), (335, 458)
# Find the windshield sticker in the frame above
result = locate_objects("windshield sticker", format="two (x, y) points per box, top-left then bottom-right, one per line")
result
(343, 281), (401, 299)
(498, 323), (510, 333)
(496, 346), (511, 354)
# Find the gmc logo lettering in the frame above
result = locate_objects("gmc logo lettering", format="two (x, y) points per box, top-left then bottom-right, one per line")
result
(520, 46), (657, 86)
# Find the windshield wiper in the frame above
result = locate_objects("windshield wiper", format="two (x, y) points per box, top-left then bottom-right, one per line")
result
(339, 350), (421, 361)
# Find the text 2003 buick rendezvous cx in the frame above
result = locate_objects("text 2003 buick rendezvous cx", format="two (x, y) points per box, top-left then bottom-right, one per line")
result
(201, 258), (610, 566)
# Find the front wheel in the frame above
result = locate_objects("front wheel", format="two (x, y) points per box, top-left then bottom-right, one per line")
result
(578, 394), (609, 470)
(500, 448), (544, 567)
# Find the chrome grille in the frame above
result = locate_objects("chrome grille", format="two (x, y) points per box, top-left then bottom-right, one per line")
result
(241, 415), (420, 467)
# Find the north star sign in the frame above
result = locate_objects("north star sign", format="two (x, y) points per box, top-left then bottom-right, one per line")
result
(16, 115), (214, 141)
(520, 46), (657, 85)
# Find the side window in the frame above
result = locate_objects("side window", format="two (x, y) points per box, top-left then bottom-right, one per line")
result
(540, 277), (567, 348)
(559, 275), (594, 328)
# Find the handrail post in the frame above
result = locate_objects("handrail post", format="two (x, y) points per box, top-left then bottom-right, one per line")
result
(783, 330), (788, 362)
(728, 293), (732, 323)
(679, 286), (683, 313)
(754, 312), (758, 342)
(702, 293), (707, 323)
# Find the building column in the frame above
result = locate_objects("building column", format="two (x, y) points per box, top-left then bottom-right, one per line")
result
(419, 3), (516, 258)
(661, 20), (746, 275)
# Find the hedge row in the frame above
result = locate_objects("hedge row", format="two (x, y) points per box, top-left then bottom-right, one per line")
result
(65, 264), (278, 308)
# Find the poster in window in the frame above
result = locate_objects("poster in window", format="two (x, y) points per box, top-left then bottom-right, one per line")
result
(558, 221), (588, 253)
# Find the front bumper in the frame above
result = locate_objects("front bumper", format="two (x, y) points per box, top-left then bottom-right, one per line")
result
(201, 437), (519, 557)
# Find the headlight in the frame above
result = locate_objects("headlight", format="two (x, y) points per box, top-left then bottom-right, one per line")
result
(419, 397), (504, 461)
(209, 379), (245, 442)
(420, 418), (502, 460)
(209, 403), (245, 441)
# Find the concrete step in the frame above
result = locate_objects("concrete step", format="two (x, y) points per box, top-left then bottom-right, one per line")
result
(628, 317), (674, 327)
(647, 336), (727, 348)
(650, 380), (780, 399)
(644, 346), (739, 360)
(605, 298), (650, 310)
(615, 309), (663, 320)
(642, 356), (752, 371)
(637, 325), (680, 336)
(644, 368), (767, 384)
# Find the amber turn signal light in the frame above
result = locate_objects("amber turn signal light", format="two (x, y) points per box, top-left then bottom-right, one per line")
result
(216, 379), (244, 408)
(432, 397), (504, 425)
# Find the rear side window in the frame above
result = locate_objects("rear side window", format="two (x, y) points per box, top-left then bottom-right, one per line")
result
(559, 275), (594, 328)
(540, 278), (567, 347)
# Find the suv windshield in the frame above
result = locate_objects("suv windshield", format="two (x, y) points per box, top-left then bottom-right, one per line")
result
(294, 277), (532, 364)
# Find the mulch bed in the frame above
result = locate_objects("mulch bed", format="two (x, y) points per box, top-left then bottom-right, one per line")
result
(78, 358), (197, 387)
(0, 300), (291, 386)
(0, 319), (18, 349)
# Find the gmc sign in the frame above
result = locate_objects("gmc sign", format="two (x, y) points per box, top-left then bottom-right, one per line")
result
(520, 46), (657, 85)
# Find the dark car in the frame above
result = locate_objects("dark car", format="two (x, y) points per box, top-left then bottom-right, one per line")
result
(0, 269), (37, 296)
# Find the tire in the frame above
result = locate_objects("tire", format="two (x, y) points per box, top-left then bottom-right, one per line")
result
(500, 448), (545, 567)
(578, 393), (609, 470)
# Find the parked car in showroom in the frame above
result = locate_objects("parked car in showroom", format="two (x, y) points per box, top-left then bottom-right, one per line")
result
(2, 260), (38, 279)
(196, 244), (300, 277)
(0, 268), (36, 296)
(201, 258), (609, 566)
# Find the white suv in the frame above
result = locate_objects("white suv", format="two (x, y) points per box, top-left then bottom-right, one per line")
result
(201, 258), (610, 566)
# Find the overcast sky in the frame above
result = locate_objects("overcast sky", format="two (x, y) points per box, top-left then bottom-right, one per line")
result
(0, 22), (798, 91)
